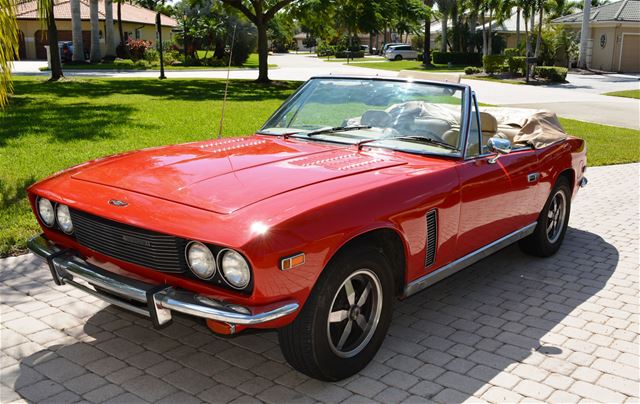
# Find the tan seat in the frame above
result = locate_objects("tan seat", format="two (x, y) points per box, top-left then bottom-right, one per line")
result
(480, 112), (498, 145)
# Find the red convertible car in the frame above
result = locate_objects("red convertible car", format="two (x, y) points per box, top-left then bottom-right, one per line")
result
(27, 76), (587, 381)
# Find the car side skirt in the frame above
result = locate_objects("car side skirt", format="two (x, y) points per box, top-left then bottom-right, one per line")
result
(403, 222), (538, 297)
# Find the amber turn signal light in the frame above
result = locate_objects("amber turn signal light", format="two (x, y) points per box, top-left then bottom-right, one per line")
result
(280, 253), (305, 271)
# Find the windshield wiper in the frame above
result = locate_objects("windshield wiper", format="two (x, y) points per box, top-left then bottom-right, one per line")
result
(305, 125), (372, 137)
(377, 135), (459, 151)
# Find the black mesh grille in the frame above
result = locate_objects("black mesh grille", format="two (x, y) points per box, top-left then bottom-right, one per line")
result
(70, 209), (186, 273)
(425, 210), (437, 267)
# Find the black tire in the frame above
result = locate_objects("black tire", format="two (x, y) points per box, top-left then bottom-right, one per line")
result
(519, 176), (571, 257)
(394, 55), (402, 61)
(278, 245), (394, 381)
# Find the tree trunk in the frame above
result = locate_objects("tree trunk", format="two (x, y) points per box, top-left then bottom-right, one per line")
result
(256, 22), (270, 83)
(117, 1), (124, 46)
(423, 12), (432, 65)
(156, 12), (166, 79)
(534, 7), (543, 58)
(47, 3), (63, 80)
(516, 7), (521, 48)
(577, 0), (590, 68)
(104, 0), (116, 59)
(440, 13), (448, 52)
(89, 0), (101, 62)
(481, 14), (487, 56)
(524, 13), (530, 80)
(70, 0), (83, 62)
(487, 8), (493, 55)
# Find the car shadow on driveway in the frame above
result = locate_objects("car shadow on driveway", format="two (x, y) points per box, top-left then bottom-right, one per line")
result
(13, 226), (618, 403)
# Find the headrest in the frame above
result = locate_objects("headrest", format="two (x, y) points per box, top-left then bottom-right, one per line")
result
(480, 112), (498, 133)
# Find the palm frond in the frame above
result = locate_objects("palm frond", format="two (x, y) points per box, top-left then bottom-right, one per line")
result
(0, 0), (19, 108)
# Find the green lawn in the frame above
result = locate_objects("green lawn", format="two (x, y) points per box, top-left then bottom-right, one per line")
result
(0, 77), (298, 257)
(349, 60), (466, 72)
(1, 76), (638, 256)
(559, 118), (640, 166)
(603, 89), (640, 99)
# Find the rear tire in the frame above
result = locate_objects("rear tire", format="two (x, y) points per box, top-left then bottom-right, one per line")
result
(519, 177), (571, 257)
(278, 245), (394, 381)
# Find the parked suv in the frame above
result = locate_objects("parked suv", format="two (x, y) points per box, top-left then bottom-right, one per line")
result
(385, 44), (418, 61)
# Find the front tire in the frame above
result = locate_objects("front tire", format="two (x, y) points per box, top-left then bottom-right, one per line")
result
(394, 55), (402, 61)
(278, 245), (394, 381)
(519, 177), (571, 257)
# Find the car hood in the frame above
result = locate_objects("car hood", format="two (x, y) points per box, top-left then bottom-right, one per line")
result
(71, 136), (407, 214)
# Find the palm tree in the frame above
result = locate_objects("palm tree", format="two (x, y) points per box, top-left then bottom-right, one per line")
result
(41, 0), (64, 79)
(0, 0), (19, 108)
(577, 0), (590, 68)
(89, 0), (101, 62)
(436, 0), (455, 52)
(423, 0), (434, 65)
(104, 0), (116, 58)
(70, 0), (84, 62)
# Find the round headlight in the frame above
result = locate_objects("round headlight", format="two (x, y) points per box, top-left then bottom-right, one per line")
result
(56, 204), (74, 234)
(220, 249), (251, 289)
(186, 242), (216, 279)
(37, 198), (55, 227)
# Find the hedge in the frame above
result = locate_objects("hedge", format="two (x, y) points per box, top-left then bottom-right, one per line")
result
(483, 55), (506, 74)
(534, 66), (568, 82)
(507, 56), (526, 75)
(431, 51), (482, 66)
(114, 59), (135, 69)
(335, 50), (365, 58)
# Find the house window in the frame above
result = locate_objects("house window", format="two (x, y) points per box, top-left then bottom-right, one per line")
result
(135, 29), (141, 40)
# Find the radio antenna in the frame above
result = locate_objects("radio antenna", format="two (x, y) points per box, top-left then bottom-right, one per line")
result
(217, 24), (237, 139)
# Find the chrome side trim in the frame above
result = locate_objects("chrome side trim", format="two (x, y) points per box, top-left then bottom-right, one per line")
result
(403, 222), (537, 297)
(28, 235), (299, 329)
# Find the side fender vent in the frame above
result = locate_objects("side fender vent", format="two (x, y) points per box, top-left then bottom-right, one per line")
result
(425, 210), (438, 267)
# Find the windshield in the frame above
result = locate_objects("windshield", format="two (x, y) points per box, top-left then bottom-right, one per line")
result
(259, 78), (467, 157)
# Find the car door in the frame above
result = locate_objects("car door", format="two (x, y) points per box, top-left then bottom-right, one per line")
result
(455, 93), (540, 257)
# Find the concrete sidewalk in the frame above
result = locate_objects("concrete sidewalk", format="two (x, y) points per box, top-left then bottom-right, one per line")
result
(1, 163), (638, 403)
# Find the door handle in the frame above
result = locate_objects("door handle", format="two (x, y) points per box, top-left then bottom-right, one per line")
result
(527, 173), (540, 183)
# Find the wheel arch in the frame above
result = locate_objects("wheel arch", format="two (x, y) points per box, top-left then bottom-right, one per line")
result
(557, 168), (575, 193)
(325, 227), (408, 297)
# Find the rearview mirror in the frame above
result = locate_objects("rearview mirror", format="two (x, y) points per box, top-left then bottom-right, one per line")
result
(487, 137), (511, 163)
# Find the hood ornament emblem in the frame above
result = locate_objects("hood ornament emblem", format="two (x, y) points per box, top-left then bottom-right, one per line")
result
(108, 199), (128, 207)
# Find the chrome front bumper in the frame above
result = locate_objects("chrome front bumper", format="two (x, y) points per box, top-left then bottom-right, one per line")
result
(28, 235), (299, 330)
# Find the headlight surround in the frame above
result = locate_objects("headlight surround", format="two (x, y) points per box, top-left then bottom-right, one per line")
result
(55, 204), (74, 234)
(186, 241), (216, 280)
(219, 249), (251, 289)
(37, 197), (55, 227)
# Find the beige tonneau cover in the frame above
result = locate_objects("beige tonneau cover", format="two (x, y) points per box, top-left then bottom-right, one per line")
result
(480, 107), (568, 149)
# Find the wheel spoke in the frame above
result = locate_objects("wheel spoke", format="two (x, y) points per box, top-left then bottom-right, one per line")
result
(356, 282), (371, 308)
(337, 320), (353, 350)
(355, 314), (368, 330)
(329, 310), (349, 323)
(344, 279), (355, 306)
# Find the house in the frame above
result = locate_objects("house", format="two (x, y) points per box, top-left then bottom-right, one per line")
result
(552, 0), (640, 72)
(16, 0), (177, 60)
(482, 10), (528, 49)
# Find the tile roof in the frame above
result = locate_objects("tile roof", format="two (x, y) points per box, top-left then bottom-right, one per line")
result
(16, 0), (177, 26)
(552, 0), (640, 24)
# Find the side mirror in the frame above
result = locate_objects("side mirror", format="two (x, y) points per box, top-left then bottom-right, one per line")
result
(487, 137), (511, 164)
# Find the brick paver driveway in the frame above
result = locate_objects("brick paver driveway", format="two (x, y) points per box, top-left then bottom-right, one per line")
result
(2, 163), (638, 403)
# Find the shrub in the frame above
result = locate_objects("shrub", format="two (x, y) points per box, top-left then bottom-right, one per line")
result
(483, 55), (506, 74)
(316, 39), (335, 56)
(464, 66), (482, 75)
(534, 66), (568, 82)
(503, 48), (521, 58)
(143, 47), (159, 63)
(507, 56), (526, 75)
(127, 39), (152, 61)
(431, 51), (482, 66)
(113, 58), (135, 69)
(335, 50), (365, 59)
